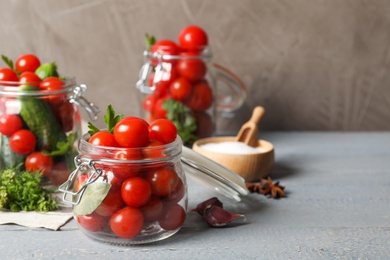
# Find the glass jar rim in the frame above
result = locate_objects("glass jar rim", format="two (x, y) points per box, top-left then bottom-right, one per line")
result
(78, 132), (183, 164)
(0, 76), (76, 96)
(144, 46), (213, 61)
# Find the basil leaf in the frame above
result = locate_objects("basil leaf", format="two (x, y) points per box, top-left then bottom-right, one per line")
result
(74, 182), (111, 215)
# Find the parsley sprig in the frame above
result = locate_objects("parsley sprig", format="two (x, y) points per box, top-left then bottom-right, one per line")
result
(88, 104), (124, 135)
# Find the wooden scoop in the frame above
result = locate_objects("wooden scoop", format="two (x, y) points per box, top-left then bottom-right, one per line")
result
(236, 106), (265, 147)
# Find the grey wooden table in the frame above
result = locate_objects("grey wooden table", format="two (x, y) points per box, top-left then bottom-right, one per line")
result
(1, 132), (389, 259)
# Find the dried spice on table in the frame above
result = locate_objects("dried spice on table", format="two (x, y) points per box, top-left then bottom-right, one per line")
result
(246, 177), (285, 199)
(191, 197), (245, 227)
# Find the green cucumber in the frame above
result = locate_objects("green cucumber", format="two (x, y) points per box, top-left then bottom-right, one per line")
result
(0, 135), (26, 169)
(18, 86), (67, 152)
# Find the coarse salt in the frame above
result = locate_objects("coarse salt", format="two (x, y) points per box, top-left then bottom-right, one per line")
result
(199, 141), (266, 154)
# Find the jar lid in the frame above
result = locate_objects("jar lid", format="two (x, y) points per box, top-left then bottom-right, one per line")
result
(181, 146), (249, 201)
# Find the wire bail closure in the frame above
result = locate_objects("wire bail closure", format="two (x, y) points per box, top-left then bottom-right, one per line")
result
(70, 84), (100, 121)
(58, 155), (104, 205)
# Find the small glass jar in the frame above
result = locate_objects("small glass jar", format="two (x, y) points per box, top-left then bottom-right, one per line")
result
(0, 78), (98, 187)
(136, 47), (247, 145)
(59, 134), (187, 245)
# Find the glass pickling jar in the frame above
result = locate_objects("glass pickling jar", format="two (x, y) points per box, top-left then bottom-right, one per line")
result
(0, 78), (99, 187)
(136, 46), (247, 146)
(59, 134), (187, 245)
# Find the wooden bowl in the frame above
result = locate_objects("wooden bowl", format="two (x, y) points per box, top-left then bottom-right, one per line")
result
(192, 136), (274, 182)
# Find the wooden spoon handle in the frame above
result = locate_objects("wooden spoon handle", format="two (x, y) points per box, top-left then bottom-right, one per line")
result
(249, 106), (265, 125)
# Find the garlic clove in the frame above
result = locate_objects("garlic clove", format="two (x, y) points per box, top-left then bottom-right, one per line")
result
(202, 204), (245, 227)
(191, 197), (223, 216)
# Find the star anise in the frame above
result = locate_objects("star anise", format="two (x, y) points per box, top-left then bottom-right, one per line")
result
(246, 177), (285, 199)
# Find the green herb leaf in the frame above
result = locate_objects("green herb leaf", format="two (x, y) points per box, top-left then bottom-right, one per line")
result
(87, 122), (101, 136)
(145, 34), (157, 50)
(1, 55), (14, 70)
(73, 182), (111, 215)
(104, 104), (124, 134)
(0, 169), (58, 212)
(44, 133), (76, 157)
(163, 99), (198, 145)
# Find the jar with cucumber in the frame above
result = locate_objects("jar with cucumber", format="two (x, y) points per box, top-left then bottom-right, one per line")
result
(0, 54), (98, 187)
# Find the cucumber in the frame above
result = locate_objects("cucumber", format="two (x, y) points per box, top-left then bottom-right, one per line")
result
(18, 86), (67, 152)
(0, 135), (26, 169)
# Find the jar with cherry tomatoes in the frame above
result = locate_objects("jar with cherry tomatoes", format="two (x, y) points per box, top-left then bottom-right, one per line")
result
(59, 133), (187, 245)
(0, 77), (98, 187)
(136, 27), (247, 146)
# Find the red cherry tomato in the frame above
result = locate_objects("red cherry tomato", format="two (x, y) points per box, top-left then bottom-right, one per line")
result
(176, 54), (207, 82)
(51, 101), (75, 132)
(113, 118), (149, 148)
(110, 207), (144, 239)
(39, 76), (64, 90)
(19, 71), (41, 87)
(178, 25), (208, 51)
(75, 174), (89, 192)
(0, 67), (18, 84)
(48, 162), (70, 185)
(89, 131), (119, 147)
(140, 196), (163, 223)
(15, 54), (41, 73)
(184, 81), (213, 111)
(76, 212), (108, 232)
(25, 151), (53, 177)
(142, 139), (165, 159)
(148, 118), (177, 144)
(142, 94), (157, 112)
(145, 165), (179, 197)
(152, 96), (170, 119)
(150, 40), (180, 66)
(153, 65), (179, 97)
(158, 202), (186, 231)
(109, 149), (143, 180)
(0, 114), (23, 136)
(121, 177), (152, 208)
(9, 129), (36, 155)
(163, 178), (186, 203)
(169, 77), (192, 101)
(95, 189), (125, 217)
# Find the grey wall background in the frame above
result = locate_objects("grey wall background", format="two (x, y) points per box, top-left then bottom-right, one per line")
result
(1, 0), (389, 132)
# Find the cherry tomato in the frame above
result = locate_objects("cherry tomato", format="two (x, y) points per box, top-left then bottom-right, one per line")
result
(95, 189), (125, 217)
(163, 178), (185, 203)
(25, 151), (53, 177)
(110, 207), (144, 239)
(150, 40), (180, 66)
(158, 202), (186, 231)
(178, 25), (208, 51)
(39, 76), (64, 90)
(15, 54), (41, 73)
(142, 94), (157, 112)
(48, 162), (70, 185)
(75, 174), (89, 192)
(0, 114), (23, 136)
(76, 212), (108, 232)
(142, 139), (165, 159)
(153, 65), (178, 97)
(184, 81), (213, 111)
(140, 196), (163, 223)
(0, 67), (18, 84)
(121, 177), (152, 208)
(9, 129), (36, 154)
(169, 77), (192, 101)
(110, 149), (143, 180)
(145, 165), (179, 197)
(51, 101), (74, 132)
(148, 118), (177, 144)
(113, 118), (149, 148)
(89, 131), (119, 147)
(176, 54), (207, 82)
(19, 71), (41, 87)
(152, 96), (170, 119)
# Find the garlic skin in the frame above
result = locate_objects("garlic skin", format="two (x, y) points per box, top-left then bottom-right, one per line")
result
(202, 204), (245, 227)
